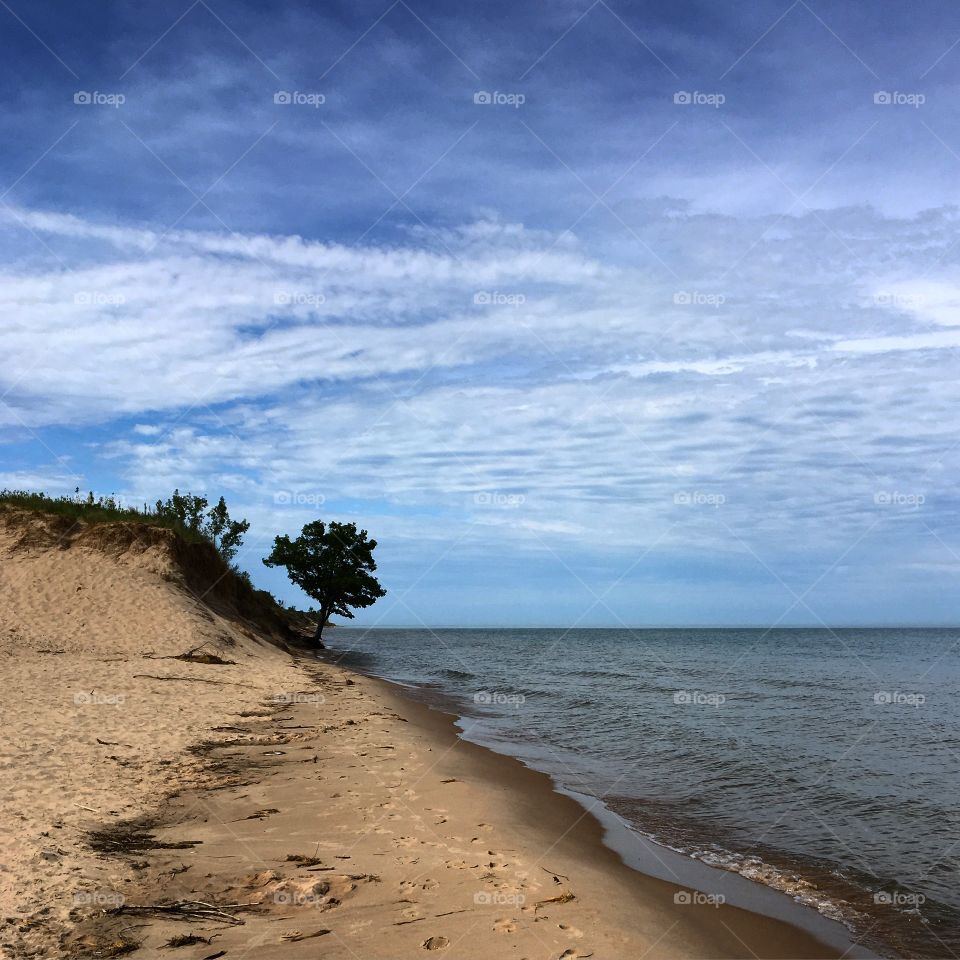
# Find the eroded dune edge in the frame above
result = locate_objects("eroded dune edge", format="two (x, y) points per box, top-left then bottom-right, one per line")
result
(0, 508), (839, 959)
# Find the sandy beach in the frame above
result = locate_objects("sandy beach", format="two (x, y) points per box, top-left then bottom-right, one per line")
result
(0, 507), (844, 959)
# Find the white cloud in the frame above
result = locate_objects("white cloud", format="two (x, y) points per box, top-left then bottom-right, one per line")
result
(4, 202), (960, 612)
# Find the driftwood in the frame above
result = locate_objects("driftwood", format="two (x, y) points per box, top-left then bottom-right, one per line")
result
(164, 933), (211, 947)
(231, 808), (279, 822)
(534, 891), (576, 911)
(143, 642), (235, 665)
(109, 899), (253, 925)
(133, 674), (250, 686)
(280, 929), (331, 941)
(173, 652), (235, 665)
(88, 827), (201, 853)
(286, 853), (324, 867)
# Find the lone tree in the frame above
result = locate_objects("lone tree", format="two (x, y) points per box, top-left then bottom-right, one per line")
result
(263, 519), (386, 647)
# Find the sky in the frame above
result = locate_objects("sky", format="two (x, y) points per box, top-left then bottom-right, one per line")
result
(2, 0), (960, 627)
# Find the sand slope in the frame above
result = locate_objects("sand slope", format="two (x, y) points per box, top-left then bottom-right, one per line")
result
(0, 509), (305, 956)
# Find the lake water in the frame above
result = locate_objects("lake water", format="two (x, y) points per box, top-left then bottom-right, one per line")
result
(330, 627), (960, 958)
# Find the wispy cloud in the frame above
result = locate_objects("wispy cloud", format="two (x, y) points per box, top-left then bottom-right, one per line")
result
(3, 0), (960, 623)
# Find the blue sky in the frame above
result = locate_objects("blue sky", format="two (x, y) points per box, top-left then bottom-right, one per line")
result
(3, 0), (960, 626)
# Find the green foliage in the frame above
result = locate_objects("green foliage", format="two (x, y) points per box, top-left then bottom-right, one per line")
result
(263, 519), (386, 642)
(154, 491), (251, 563)
(207, 497), (251, 564)
(0, 487), (205, 540)
(1, 487), (250, 562)
(155, 489), (209, 534)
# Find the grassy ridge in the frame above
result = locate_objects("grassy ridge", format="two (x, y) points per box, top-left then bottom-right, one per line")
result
(0, 489), (208, 543)
(0, 487), (323, 633)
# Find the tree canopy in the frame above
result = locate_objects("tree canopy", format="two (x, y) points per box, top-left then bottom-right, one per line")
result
(155, 490), (250, 563)
(262, 519), (385, 645)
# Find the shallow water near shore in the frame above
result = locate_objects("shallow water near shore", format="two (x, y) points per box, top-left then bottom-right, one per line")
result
(331, 627), (960, 958)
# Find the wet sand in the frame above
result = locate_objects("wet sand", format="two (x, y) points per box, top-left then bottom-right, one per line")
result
(63, 657), (851, 959)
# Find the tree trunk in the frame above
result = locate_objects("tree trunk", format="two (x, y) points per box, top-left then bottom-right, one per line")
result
(312, 614), (327, 648)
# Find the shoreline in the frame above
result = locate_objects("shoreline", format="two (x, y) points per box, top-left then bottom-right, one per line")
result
(336, 658), (876, 958)
(61, 652), (859, 959)
(328, 625), (951, 960)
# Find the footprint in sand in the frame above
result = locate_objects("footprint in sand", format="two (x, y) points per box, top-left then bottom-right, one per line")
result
(493, 918), (517, 934)
(400, 879), (437, 893)
(422, 936), (449, 950)
(558, 923), (583, 938)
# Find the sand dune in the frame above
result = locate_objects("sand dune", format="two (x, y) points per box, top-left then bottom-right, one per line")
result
(0, 508), (303, 956)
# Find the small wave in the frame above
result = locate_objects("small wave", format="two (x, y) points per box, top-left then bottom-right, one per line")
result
(688, 848), (864, 926)
(576, 668), (640, 680)
(439, 668), (476, 680)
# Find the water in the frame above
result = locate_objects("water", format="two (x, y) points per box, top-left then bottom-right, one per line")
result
(329, 627), (960, 958)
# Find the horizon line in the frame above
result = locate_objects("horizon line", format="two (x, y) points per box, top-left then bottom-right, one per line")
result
(336, 623), (960, 630)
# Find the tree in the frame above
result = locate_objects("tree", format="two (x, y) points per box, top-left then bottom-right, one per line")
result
(262, 520), (386, 646)
(155, 490), (250, 564)
(156, 489), (209, 534)
(206, 496), (251, 564)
